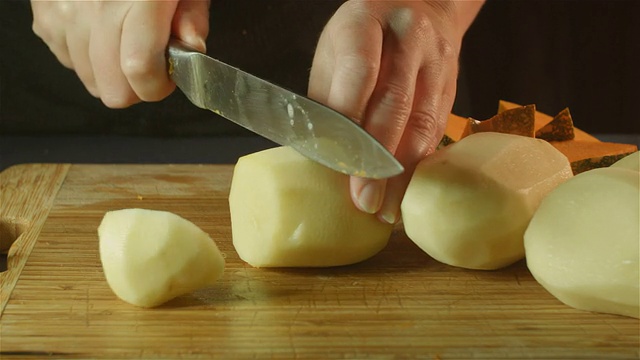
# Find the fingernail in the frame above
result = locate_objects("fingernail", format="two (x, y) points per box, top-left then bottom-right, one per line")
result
(380, 210), (398, 225)
(185, 35), (207, 52)
(197, 37), (207, 52)
(194, 36), (207, 52)
(357, 182), (383, 214)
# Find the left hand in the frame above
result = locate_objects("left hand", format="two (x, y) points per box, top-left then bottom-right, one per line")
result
(309, 0), (479, 224)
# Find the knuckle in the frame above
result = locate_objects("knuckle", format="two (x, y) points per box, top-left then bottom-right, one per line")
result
(32, 11), (53, 40)
(121, 51), (173, 102)
(411, 109), (439, 135)
(380, 83), (413, 116)
(409, 108), (445, 152)
(411, 13), (459, 63)
(86, 86), (100, 98)
(338, 54), (379, 81)
(121, 53), (155, 79)
(56, 2), (74, 20)
(370, 84), (413, 149)
(436, 37), (458, 62)
(55, 53), (73, 70)
(101, 93), (139, 109)
(139, 85), (173, 102)
(31, 21), (45, 39)
(32, 2), (78, 43)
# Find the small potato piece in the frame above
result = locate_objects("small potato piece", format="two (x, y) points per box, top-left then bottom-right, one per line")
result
(402, 132), (573, 270)
(611, 151), (639, 172)
(524, 168), (639, 318)
(98, 209), (225, 308)
(229, 146), (393, 267)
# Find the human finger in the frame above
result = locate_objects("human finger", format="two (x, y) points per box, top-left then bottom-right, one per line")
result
(89, 3), (139, 108)
(119, 1), (179, 103)
(66, 29), (98, 97)
(377, 61), (457, 224)
(308, 6), (387, 214)
(172, 0), (211, 52)
(349, 10), (424, 216)
(308, 5), (383, 122)
(31, 1), (73, 69)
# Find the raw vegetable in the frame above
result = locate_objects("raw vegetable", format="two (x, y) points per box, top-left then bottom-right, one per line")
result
(550, 140), (637, 174)
(611, 151), (639, 172)
(229, 146), (393, 268)
(402, 132), (573, 270)
(524, 168), (639, 318)
(98, 208), (225, 308)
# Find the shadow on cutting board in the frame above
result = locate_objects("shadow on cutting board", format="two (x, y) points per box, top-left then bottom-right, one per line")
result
(159, 230), (532, 309)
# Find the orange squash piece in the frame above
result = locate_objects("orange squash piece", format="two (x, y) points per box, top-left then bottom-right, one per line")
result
(498, 100), (551, 132)
(438, 113), (468, 148)
(461, 105), (536, 138)
(535, 108), (575, 142)
(498, 100), (599, 142)
(550, 140), (638, 174)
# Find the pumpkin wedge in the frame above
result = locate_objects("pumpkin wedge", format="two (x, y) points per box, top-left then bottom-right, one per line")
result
(461, 105), (536, 139)
(498, 100), (598, 142)
(535, 108), (575, 142)
(439, 113), (468, 148)
(551, 140), (638, 174)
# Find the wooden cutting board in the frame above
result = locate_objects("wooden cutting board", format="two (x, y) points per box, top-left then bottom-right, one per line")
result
(1, 163), (638, 359)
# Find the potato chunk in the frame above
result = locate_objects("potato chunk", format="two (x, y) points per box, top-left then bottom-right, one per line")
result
(98, 209), (225, 308)
(524, 168), (639, 318)
(611, 151), (639, 172)
(229, 146), (393, 267)
(401, 132), (573, 270)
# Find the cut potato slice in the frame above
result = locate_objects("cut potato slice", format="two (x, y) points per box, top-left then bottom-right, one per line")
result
(98, 208), (225, 308)
(402, 132), (573, 270)
(524, 168), (639, 318)
(551, 140), (638, 174)
(229, 146), (393, 268)
(611, 151), (639, 172)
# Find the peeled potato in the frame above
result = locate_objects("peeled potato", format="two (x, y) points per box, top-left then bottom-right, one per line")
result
(611, 151), (639, 172)
(402, 132), (573, 270)
(524, 168), (639, 318)
(229, 146), (393, 267)
(98, 208), (225, 307)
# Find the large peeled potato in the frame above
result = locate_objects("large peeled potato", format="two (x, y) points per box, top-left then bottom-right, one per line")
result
(229, 146), (393, 267)
(611, 151), (639, 172)
(98, 208), (225, 308)
(402, 132), (573, 270)
(524, 168), (639, 318)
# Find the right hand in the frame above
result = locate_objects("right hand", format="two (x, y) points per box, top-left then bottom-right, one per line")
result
(31, 0), (210, 108)
(308, 0), (484, 224)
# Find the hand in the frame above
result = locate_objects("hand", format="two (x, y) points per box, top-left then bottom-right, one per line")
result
(30, 0), (210, 108)
(309, 0), (483, 224)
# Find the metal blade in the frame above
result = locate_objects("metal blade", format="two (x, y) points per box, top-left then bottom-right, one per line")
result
(167, 39), (403, 179)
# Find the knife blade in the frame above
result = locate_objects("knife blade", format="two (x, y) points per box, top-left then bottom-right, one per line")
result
(167, 39), (403, 179)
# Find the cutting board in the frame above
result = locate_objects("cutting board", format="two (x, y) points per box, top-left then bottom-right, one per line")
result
(1, 163), (638, 359)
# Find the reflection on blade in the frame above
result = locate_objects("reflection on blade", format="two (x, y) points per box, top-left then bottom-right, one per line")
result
(168, 40), (404, 179)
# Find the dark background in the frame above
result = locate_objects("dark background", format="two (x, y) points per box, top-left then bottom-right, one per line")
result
(1, 0), (638, 137)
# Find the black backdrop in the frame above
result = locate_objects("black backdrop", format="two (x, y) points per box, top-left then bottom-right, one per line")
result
(1, 0), (638, 137)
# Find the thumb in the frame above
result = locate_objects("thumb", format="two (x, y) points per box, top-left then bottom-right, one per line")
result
(172, 0), (210, 52)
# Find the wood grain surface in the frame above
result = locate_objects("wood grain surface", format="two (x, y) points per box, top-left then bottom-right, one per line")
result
(0, 164), (638, 359)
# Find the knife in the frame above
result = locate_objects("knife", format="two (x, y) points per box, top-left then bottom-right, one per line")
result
(166, 39), (403, 179)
